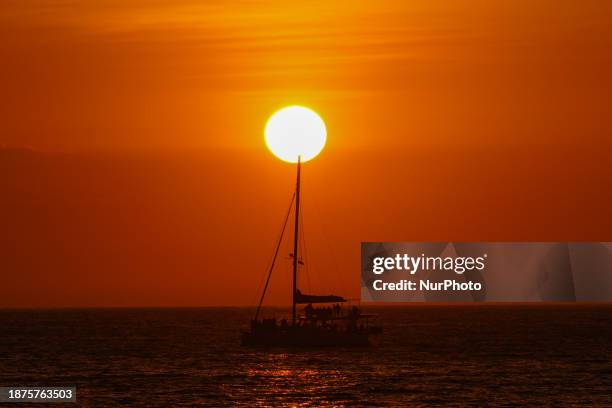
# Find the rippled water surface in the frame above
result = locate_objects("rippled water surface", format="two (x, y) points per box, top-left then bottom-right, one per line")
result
(1, 305), (611, 406)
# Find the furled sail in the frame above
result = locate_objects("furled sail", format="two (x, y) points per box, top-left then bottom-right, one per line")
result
(295, 290), (346, 304)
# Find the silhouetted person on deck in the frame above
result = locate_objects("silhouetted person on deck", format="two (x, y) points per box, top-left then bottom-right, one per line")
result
(304, 303), (314, 318)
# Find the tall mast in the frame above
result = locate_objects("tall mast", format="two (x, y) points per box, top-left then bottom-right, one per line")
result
(292, 156), (301, 325)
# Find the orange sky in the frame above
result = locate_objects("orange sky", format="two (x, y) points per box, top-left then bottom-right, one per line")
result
(1, 1), (611, 307)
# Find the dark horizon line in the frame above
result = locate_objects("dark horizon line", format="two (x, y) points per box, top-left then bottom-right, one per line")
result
(1, 301), (611, 311)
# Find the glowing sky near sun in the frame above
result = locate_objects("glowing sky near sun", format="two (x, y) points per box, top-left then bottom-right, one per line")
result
(2, 0), (610, 152)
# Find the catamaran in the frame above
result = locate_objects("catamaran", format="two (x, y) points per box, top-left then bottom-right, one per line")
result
(241, 153), (381, 347)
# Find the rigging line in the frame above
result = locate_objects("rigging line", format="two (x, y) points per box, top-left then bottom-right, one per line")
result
(250, 219), (281, 307)
(311, 189), (341, 294)
(251, 243), (273, 307)
(254, 191), (296, 320)
(299, 202), (311, 293)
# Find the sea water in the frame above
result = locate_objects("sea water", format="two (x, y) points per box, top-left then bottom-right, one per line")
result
(0, 305), (610, 406)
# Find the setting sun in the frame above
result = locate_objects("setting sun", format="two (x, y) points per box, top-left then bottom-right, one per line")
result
(264, 106), (327, 163)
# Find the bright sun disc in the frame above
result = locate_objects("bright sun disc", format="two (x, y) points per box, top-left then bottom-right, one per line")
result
(265, 106), (327, 163)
